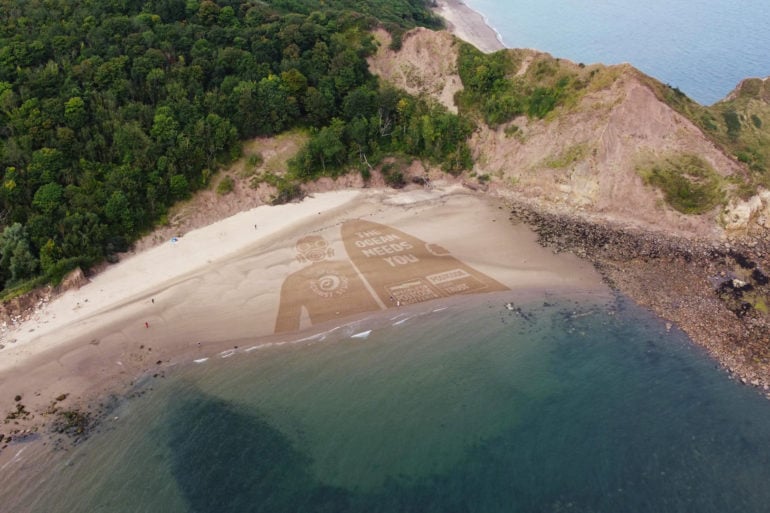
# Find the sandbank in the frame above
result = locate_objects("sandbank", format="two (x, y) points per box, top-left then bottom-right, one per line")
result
(432, 0), (505, 53)
(0, 186), (606, 468)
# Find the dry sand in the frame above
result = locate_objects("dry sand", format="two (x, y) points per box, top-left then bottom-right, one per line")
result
(0, 186), (606, 468)
(432, 0), (505, 53)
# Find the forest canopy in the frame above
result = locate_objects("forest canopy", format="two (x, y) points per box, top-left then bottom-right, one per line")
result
(0, 0), (471, 295)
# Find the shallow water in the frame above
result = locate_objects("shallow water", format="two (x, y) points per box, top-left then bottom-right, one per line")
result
(6, 291), (770, 512)
(467, 0), (770, 105)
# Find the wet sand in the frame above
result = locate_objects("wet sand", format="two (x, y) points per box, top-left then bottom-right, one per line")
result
(0, 186), (607, 469)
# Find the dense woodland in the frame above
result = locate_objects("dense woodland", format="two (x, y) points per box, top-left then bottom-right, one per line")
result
(0, 0), (477, 295)
(5, 0), (765, 298)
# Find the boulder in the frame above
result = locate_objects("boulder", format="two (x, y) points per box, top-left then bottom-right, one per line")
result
(723, 189), (770, 232)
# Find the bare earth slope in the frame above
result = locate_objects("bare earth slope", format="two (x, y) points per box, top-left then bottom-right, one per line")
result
(369, 28), (742, 238)
(368, 28), (463, 113)
(478, 67), (743, 237)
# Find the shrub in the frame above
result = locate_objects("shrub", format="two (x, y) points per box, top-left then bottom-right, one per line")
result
(504, 124), (520, 137)
(216, 175), (235, 195)
(723, 110), (742, 138)
(381, 162), (406, 188)
(247, 153), (264, 169)
(271, 180), (303, 205)
(169, 174), (190, 200)
(545, 144), (587, 169)
(638, 154), (724, 214)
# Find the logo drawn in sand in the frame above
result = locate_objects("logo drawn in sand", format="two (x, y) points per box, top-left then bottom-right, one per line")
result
(309, 271), (349, 298)
(274, 223), (508, 333)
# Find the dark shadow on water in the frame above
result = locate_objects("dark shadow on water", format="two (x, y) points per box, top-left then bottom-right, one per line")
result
(166, 299), (770, 513)
(166, 392), (351, 513)
(167, 384), (770, 513)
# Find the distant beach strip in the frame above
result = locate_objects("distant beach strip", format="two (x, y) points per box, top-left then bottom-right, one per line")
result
(432, 0), (505, 53)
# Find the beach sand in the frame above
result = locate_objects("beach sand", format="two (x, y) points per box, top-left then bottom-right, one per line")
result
(432, 0), (505, 53)
(0, 185), (606, 469)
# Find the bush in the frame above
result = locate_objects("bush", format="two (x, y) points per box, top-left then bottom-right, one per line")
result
(247, 153), (264, 169)
(723, 110), (742, 139)
(216, 175), (235, 195)
(638, 154), (724, 214)
(169, 174), (190, 200)
(381, 162), (406, 188)
(545, 144), (587, 169)
(271, 180), (303, 205)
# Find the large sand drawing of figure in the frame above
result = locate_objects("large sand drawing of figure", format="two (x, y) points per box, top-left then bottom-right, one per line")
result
(342, 219), (508, 306)
(274, 235), (382, 333)
(275, 220), (509, 334)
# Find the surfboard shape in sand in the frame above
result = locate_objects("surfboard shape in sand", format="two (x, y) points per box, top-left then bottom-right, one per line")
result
(341, 219), (508, 306)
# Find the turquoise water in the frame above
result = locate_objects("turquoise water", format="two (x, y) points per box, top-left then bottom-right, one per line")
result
(7, 292), (770, 512)
(466, 0), (770, 105)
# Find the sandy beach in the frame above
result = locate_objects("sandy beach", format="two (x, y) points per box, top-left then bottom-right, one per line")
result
(432, 0), (505, 53)
(0, 186), (606, 464)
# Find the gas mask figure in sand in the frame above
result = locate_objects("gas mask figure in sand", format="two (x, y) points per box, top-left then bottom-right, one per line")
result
(294, 235), (335, 264)
(274, 223), (508, 334)
(274, 235), (381, 333)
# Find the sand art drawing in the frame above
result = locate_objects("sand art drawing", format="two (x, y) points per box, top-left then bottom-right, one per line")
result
(275, 221), (508, 333)
(274, 235), (381, 333)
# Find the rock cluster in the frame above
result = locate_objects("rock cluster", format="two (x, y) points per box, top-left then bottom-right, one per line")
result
(510, 202), (770, 398)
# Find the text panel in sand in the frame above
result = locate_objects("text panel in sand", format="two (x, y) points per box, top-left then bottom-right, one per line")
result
(274, 220), (507, 333)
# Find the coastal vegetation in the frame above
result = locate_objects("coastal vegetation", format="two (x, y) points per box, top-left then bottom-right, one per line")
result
(644, 75), (770, 192)
(544, 144), (588, 170)
(455, 43), (593, 126)
(636, 153), (724, 214)
(0, 0), (457, 294)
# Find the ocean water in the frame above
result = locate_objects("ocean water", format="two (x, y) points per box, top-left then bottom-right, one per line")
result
(6, 291), (770, 512)
(466, 0), (770, 105)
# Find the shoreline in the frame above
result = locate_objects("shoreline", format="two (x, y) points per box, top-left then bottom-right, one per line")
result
(507, 200), (770, 398)
(432, 0), (505, 53)
(0, 186), (607, 469)
(2, 181), (769, 481)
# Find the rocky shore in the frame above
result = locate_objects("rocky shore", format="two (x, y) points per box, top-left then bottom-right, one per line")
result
(508, 201), (770, 398)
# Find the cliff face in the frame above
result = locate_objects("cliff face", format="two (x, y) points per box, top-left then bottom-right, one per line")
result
(369, 28), (770, 391)
(368, 28), (464, 114)
(474, 69), (744, 237)
(368, 28), (761, 240)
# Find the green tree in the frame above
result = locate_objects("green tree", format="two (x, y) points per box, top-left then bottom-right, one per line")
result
(64, 96), (87, 129)
(32, 182), (63, 216)
(256, 75), (298, 134)
(0, 223), (38, 287)
(39, 238), (62, 275)
(150, 106), (179, 147)
(104, 190), (134, 234)
(303, 86), (334, 127)
(169, 174), (189, 199)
